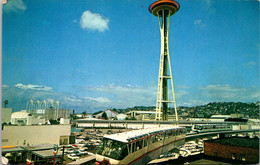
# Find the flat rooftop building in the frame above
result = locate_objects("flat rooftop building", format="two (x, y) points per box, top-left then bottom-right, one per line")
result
(2, 124), (71, 146)
(204, 137), (259, 164)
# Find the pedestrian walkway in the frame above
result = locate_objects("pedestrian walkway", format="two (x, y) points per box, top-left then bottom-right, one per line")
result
(67, 155), (95, 165)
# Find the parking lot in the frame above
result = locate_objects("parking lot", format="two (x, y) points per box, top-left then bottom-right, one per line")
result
(64, 128), (131, 164)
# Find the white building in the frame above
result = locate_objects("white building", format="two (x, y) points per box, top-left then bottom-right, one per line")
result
(94, 109), (118, 119)
(10, 111), (45, 125)
(2, 108), (12, 124)
(116, 114), (128, 120)
(1, 124), (71, 146)
(126, 111), (159, 120)
(209, 115), (231, 122)
(60, 118), (70, 124)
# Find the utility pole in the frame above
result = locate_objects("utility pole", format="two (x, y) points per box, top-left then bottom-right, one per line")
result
(3, 100), (8, 108)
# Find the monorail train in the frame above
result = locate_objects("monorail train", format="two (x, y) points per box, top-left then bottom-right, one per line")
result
(95, 126), (186, 165)
(191, 124), (232, 133)
(224, 118), (248, 123)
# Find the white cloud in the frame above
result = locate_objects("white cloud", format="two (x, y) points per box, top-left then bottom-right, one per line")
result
(200, 84), (245, 92)
(15, 83), (52, 91)
(3, 0), (27, 12)
(87, 84), (157, 107)
(3, 84), (113, 112)
(194, 19), (202, 25)
(80, 10), (109, 32)
(3, 83), (258, 113)
(63, 96), (83, 103)
(243, 61), (257, 67)
(85, 97), (111, 103)
(199, 84), (257, 101)
(177, 85), (190, 89)
(202, 0), (216, 14)
(194, 19), (206, 28)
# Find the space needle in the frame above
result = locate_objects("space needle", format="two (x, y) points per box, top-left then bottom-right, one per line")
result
(149, 0), (180, 121)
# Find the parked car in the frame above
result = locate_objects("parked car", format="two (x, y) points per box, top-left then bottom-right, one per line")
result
(66, 148), (75, 154)
(84, 136), (90, 140)
(67, 154), (79, 161)
(159, 152), (173, 158)
(75, 150), (82, 156)
(79, 149), (88, 155)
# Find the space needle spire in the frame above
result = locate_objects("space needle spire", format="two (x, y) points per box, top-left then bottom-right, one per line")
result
(149, 0), (180, 121)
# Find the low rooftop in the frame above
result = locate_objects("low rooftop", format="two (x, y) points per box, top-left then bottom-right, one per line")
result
(206, 137), (259, 149)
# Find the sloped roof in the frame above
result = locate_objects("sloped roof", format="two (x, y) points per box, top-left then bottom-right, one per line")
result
(11, 111), (30, 119)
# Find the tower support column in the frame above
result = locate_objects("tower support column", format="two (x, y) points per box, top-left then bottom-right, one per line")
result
(149, 0), (180, 122)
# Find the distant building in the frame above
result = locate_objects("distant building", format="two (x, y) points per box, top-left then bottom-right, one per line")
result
(2, 108), (12, 124)
(116, 114), (127, 120)
(204, 137), (259, 163)
(230, 113), (245, 118)
(76, 114), (84, 118)
(10, 111), (45, 125)
(126, 111), (158, 120)
(60, 118), (70, 124)
(196, 113), (204, 118)
(209, 115), (231, 122)
(26, 100), (69, 120)
(93, 109), (118, 119)
(2, 124), (71, 146)
(2, 143), (63, 164)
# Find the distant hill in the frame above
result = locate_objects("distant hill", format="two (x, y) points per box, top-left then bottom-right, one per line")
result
(110, 102), (259, 119)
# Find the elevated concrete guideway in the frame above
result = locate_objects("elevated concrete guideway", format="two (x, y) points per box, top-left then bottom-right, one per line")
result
(186, 129), (260, 141)
(74, 119), (252, 129)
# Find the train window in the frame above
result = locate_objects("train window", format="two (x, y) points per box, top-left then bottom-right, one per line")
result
(132, 142), (136, 152)
(127, 144), (130, 154)
(154, 135), (159, 142)
(163, 132), (166, 139)
(144, 138), (148, 147)
(156, 134), (160, 141)
(156, 133), (163, 141)
(97, 138), (128, 160)
(240, 154), (246, 161)
(150, 136), (155, 144)
(136, 140), (143, 150)
(167, 131), (171, 138)
(232, 153), (237, 160)
(159, 133), (164, 141)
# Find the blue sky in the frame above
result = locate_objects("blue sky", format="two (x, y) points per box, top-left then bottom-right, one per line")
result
(2, 0), (259, 113)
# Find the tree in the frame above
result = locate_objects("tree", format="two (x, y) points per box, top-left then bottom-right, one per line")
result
(82, 110), (87, 117)
(102, 112), (108, 120)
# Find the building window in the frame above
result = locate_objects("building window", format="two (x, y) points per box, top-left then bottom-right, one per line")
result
(2, 139), (8, 142)
(214, 152), (218, 157)
(232, 153), (237, 160)
(240, 154), (246, 161)
(64, 138), (68, 145)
